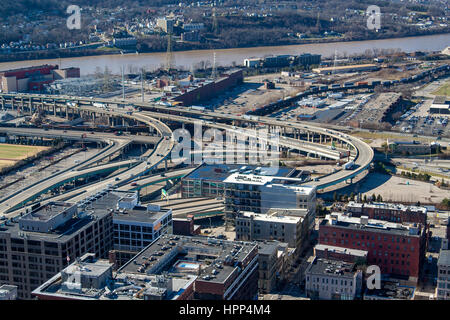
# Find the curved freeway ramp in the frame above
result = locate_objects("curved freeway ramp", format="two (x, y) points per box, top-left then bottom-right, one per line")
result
(0, 109), (174, 216)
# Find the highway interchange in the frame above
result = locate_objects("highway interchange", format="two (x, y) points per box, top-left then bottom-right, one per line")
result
(0, 92), (374, 218)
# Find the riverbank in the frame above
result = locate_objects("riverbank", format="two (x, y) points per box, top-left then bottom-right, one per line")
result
(0, 33), (448, 76)
(0, 31), (449, 65)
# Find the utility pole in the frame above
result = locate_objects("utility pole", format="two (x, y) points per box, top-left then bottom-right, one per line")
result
(212, 52), (217, 80)
(121, 66), (125, 101)
(166, 32), (174, 71)
(141, 68), (145, 102)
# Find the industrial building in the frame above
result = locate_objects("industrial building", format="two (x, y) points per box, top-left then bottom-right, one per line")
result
(243, 53), (321, 69)
(312, 64), (379, 75)
(319, 212), (428, 282)
(0, 199), (113, 299)
(0, 65), (80, 93)
(305, 256), (363, 300)
(32, 253), (197, 300)
(346, 201), (428, 225)
(429, 96), (450, 114)
(172, 69), (243, 106)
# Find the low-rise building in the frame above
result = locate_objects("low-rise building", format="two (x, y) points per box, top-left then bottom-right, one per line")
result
(0, 284), (17, 300)
(388, 141), (432, 155)
(364, 280), (415, 300)
(117, 234), (259, 300)
(436, 244), (450, 300)
(305, 257), (363, 300)
(236, 211), (302, 248)
(319, 212), (427, 282)
(32, 253), (196, 300)
(346, 201), (428, 225)
(312, 64), (379, 75)
(313, 244), (368, 264)
(257, 241), (292, 294)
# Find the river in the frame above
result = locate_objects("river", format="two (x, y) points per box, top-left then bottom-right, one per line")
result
(0, 33), (448, 76)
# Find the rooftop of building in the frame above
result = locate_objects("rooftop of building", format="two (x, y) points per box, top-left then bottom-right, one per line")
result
(314, 244), (368, 258)
(306, 257), (358, 277)
(321, 212), (422, 237)
(238, 211), (302, 224)
(19, 202), (75, 223)
(364, 280), (415, 300)
(347, 201), (427, 213)
(184, 163), (298, 182)
(0, 189), (135, 242)
(119, 234), (258, 285)
(112, 205), (171, 224)
(32, 254), (196, 300)
(224, 172), (315, 193)
(313, 64), (378, 71)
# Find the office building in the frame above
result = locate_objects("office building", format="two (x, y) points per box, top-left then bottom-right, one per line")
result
(32, 253), (196, 300)
(346, 201), (428, 225)
(181, 164), (307, 199)
(319, 213), (427, 282)
(0, 199), (113, 299)
(305, 257), (363, 300)
(224, 172), (316, 224)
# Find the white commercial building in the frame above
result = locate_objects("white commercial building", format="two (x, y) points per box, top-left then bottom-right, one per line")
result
(305, 256), (363, 300)
(224, 173), (316, 224)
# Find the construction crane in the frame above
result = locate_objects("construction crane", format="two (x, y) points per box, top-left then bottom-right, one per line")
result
(30, 106), (44, 126)
(165, 32), (175, 71)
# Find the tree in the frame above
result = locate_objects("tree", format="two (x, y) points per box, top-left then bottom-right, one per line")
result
(350, 192), (355, 201)
(371, 194), (376, 202)
(376, 194), (383, 202)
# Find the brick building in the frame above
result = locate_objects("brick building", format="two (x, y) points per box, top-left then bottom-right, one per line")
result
(319, 213), (428, 282)
(346, 201), (428, 225)
(0, 65), (80, 93)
